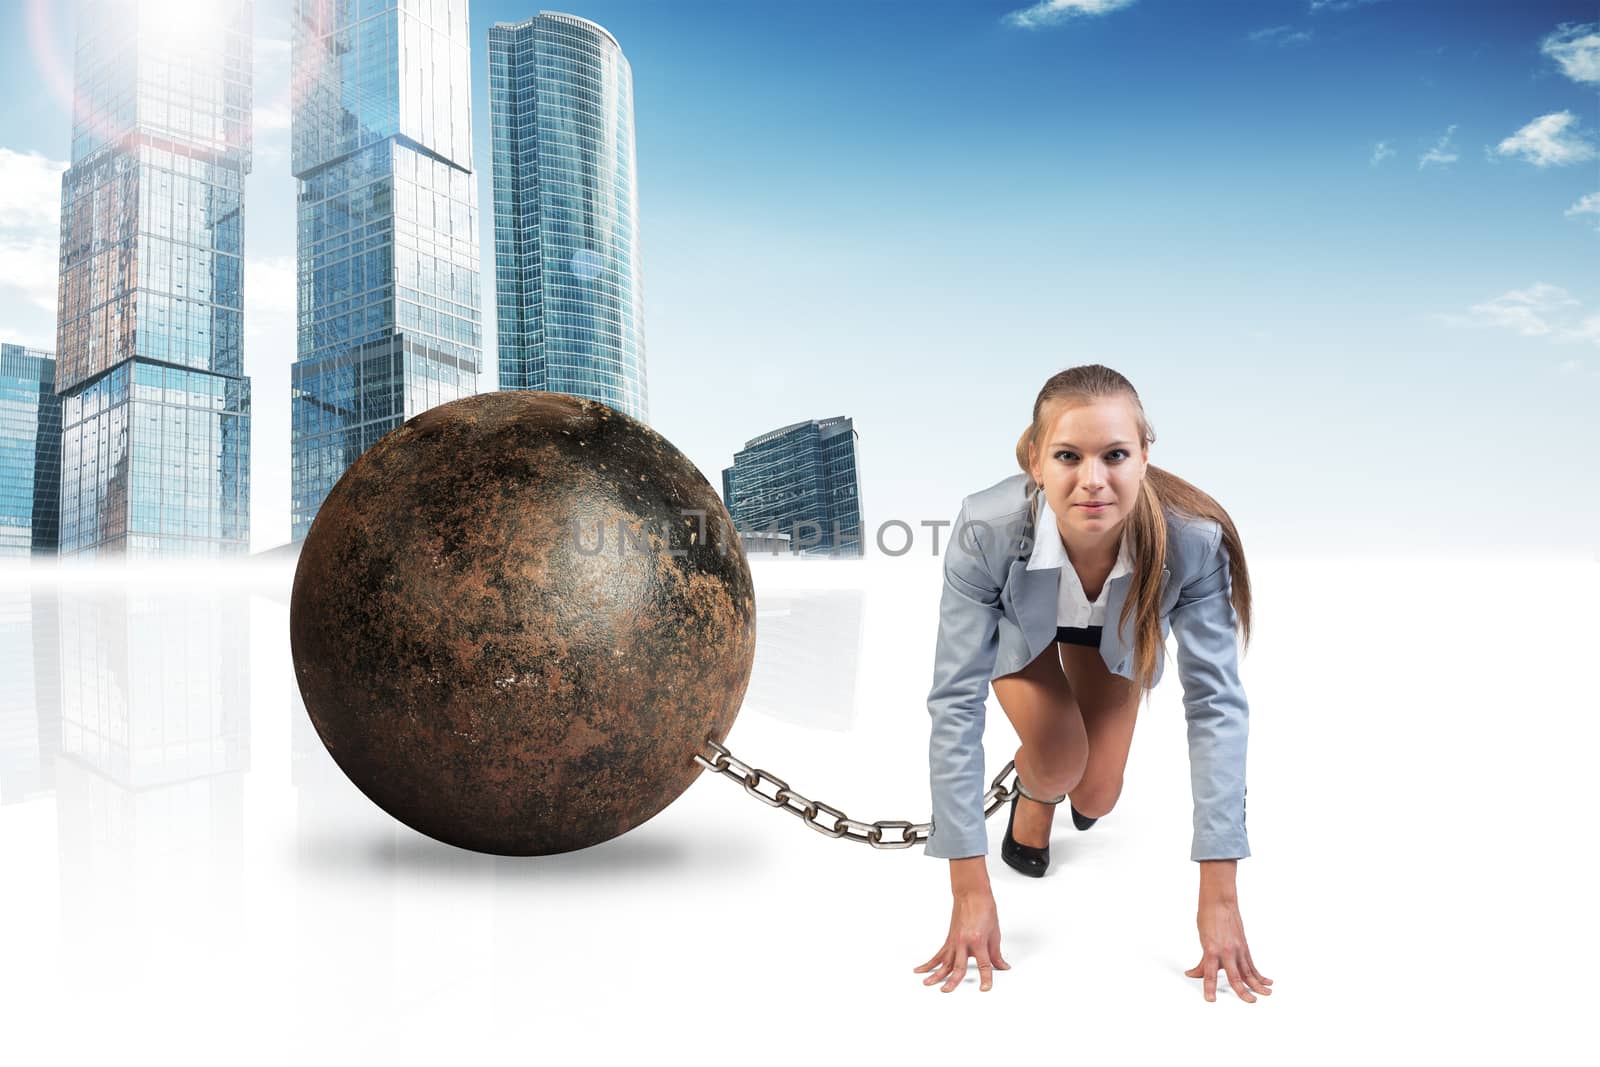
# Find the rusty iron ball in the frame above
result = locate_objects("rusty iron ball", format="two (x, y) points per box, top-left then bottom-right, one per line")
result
(289, 391), (756, 855)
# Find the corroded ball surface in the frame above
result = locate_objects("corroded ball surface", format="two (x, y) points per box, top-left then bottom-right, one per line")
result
(289, 391), (755, 855)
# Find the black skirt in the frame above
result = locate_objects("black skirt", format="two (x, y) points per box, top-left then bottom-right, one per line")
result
(1055, 624), (1102, 648)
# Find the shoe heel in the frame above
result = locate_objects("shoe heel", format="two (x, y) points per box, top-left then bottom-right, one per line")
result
(1001, 792), (1050, 878)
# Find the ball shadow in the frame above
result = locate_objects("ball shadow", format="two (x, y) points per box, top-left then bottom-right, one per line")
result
(295, 823), (766, 882)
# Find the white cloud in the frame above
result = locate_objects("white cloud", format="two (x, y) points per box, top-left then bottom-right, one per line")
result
(243, 254), (297, 551)
(253, 37), (292, 160)
(0, 148), (66, 230)
(1309, 0), (1388, 12)
(1567, 192), (1600, 232)
(0, 149), (67, 341)
(1541, 22), (1600, 85)
(1249, 25), (1312, 46)
(1495, 111), (1597, 168)
(1002, 0), (1136, 30)
(1443, 284), (1600, 350)
(256, 99), (291, 133)
(1568, 192), (1600, 216)
(1418, 125), (1458, 169)
(1565, 315), (1600, 348)
(0, 234), (59, 314)
(245, 255), (297, 322)
(1466, 283), (1575, 337)
(1369, 139), (1394, 165)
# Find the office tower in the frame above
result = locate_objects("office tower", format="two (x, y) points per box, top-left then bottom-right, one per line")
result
(488, 13), (648, 421)
(290, 0), (483, 540)
(722, 417), (865, 558)
(0, 344), (63, 556)
(55, 0), (254, 558)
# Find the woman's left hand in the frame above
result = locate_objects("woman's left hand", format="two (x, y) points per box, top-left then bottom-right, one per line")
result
(1186, 863), (1273, 1002)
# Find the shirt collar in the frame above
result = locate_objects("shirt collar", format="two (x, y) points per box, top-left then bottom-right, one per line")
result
(1026, 492), (1134, 578)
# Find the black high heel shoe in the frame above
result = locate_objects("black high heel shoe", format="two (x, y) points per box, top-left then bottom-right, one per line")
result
(1071, 805), (1098, 832)
(1001, 781), (1063, 878)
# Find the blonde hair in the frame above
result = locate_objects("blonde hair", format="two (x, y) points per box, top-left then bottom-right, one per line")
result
(1015, 364), (1252, 696)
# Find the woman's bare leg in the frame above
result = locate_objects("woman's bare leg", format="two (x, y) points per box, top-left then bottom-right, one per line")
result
(991, 644), (1088, 849)
(1057, 644), (1142, 819)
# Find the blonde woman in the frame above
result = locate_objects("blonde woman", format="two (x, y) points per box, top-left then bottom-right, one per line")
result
(913, 364), (1272, 1002)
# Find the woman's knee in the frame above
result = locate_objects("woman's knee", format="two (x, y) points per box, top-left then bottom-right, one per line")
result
(994, 657), (1087, 797)
(1070, 776), (1124, 819)
(1017, 734), (1088, 795)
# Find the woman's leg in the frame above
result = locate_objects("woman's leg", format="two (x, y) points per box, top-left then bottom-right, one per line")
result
(1056, 644), (1142, 820)
(991, 644), (1088, 849)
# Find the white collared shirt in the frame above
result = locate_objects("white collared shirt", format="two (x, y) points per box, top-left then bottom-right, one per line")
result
(1025, 493), (1135, 628)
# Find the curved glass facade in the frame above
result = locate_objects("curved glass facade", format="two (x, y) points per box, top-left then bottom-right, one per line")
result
(489, 13), (648, 422)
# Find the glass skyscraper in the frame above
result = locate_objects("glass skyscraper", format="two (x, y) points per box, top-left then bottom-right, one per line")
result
(722, 417), (865, 558)
(290, 0), (483, 541)
(55, 0), (254, 557)
(0, 344), (63, 556)
(488, 13), (648, 421)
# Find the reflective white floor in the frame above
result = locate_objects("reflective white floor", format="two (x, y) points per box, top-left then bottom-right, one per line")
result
(0, 554), (1593, 1062)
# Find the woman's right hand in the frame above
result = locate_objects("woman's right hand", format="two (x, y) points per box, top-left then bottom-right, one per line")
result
(914, 885), (1010, 992)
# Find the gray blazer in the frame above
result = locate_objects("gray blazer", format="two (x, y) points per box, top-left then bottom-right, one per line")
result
(925, 472), (1250, 863)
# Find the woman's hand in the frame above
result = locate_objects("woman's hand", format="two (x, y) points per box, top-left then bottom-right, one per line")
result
(1186, 859), (1273, 1002)
(914, 885), (1010, 992)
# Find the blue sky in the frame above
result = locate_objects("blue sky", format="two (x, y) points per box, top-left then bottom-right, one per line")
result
(1, 0), (1596, 555)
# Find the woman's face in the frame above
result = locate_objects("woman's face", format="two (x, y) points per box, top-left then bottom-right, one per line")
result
(1029, 397), (1149, 540)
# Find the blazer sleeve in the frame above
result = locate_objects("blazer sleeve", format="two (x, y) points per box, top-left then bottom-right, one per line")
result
(924, 499), (1004, 859)
(1168, 524), (1251, 862)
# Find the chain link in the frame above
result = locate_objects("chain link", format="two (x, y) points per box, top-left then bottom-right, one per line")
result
(693, 737), (1019, 849)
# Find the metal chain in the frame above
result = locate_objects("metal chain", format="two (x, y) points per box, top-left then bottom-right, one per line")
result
(693, 736), (1019, 849)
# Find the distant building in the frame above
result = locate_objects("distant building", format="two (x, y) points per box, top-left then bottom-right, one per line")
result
(737, 529), (793, 556)
(290, 0), (483, 540)
(722, 417), (864, 558)
(488, 13), (648, 421)
(55, 0), (254, 557)
(0, 345), (62, 557)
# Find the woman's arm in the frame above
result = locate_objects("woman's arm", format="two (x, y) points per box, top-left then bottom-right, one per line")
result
(924, 499), (1005, 860)
(1170, 524), (1271, 1001)
(914, 500), (1013, 992)
(1168, 523), (1250, 863)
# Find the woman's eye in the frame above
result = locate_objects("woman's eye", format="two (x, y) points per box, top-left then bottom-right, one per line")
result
(1055, 451), (1075, 462)
(1109, 449), (1128, 461)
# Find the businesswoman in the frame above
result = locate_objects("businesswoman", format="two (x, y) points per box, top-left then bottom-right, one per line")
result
(912, 364), (1272, 1002)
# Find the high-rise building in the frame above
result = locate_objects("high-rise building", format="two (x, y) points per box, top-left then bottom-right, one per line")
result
(55, 0), (254, 557)
(0, 344), (63, 557)
(722, 417), (864, 558)
(488, 13), (648, 421)
(290, 0), (483, 540)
